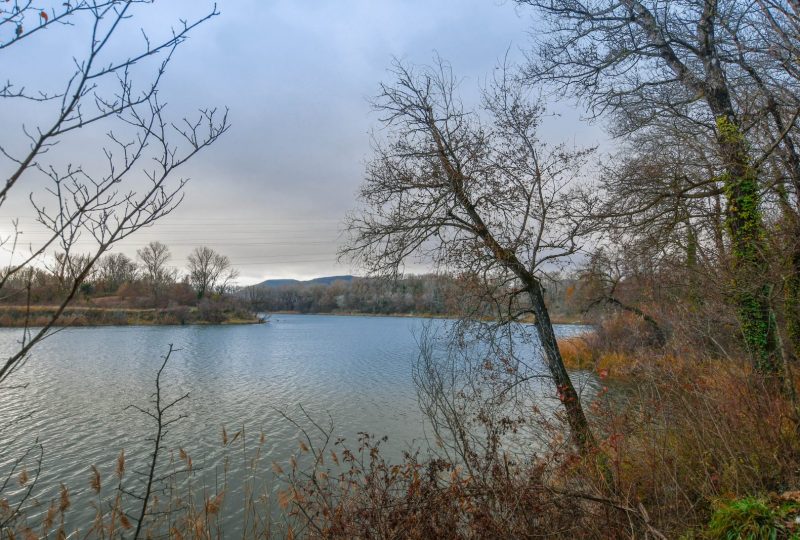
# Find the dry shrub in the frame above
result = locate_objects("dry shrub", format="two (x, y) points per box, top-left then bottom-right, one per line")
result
(278, 433), (619, 539)
(592, 310), (660, 352)
(558, 336), (595, 369)
(559, 309), (800, 534)
(558, 335), (640, 376)
(558, 311), (665, 377)
(583, 354), (800, 537)
(282, 353), (800, 538)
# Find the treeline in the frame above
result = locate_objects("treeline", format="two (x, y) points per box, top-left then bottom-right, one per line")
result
(245, 274), (460, 315)
(244, 274), (580, 320)
(1, 242), (239, 310)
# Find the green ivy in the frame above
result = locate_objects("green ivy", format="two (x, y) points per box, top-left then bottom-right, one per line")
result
(787, 269), (800, 360)
(716, 116), (779, 373)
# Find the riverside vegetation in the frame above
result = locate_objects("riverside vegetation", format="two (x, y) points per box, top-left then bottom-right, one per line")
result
(0, 244), (258, 326)
(3, 0), (800, 538)
(243, 273), (581, 322)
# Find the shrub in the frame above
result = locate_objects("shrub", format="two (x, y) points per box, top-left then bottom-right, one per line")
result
(197, 298), (226, 323)
(558, 336), (594, 369)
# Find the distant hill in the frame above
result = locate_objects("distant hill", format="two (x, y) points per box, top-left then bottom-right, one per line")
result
(254, 275), (355, 288)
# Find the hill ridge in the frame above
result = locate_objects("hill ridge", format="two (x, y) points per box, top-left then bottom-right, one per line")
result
(254, 275), (355, 288)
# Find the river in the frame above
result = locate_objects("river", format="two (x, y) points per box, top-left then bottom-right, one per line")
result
(0, 314), (593, 532)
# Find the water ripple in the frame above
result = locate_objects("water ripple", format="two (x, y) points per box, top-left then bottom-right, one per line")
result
(0, 314), (594, 531)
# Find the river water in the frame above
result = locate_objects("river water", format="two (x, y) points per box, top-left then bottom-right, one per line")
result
(0, 314), (593, 532)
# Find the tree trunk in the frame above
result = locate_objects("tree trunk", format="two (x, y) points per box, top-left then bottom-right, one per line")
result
(686, 219), (702, 308)
(715, 116), (781, 373)
(429, 117), (598, 456)
(526, 277), (598, 453)
(671, 0), (780, 372)
(779, 154), (800, 362)
(787, 241), (800, 361)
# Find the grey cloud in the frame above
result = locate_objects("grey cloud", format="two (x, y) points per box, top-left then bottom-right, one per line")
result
(2, 0), (605, 284)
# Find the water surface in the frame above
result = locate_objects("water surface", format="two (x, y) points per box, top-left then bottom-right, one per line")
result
(0, 314), (592, 530)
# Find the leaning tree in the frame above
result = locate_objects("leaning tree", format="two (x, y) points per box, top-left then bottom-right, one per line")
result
(344, 59), (598, 454)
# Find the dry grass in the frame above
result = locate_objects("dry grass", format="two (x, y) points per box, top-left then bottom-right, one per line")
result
(558, 335), (647, 377)
(557, 336), (595, 370)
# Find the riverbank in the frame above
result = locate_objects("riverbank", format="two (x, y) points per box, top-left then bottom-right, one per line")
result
(0, 305), (263, 327)
(265, 310), (588, 325)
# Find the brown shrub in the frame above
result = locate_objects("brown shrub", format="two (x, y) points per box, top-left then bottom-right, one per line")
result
(558, 336), (595, 370)
(280, 352), (800, 539)
(91, 296), (123, 308)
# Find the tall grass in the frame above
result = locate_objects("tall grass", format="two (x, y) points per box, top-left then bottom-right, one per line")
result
(0, 428), (285, 539)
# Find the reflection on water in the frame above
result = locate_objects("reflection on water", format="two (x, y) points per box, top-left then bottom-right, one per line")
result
(0, 314), (592, 530)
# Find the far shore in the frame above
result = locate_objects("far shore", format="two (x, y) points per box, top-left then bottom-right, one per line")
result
(0, 305), (588, 328)
(0, 305), (263, 328)
(264, 310), (589, 325)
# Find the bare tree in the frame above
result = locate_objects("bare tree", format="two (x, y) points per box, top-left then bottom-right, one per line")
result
(515, 0), (800, 373)
(187, 246), (238, 299)
(0, 1), (228, 386)
(344, 59), (598, 454)
(97, 252), (138, 292)
(137, 241), (174, 303)
(50, 251), (96, 294)
(580, 247), (667, 347)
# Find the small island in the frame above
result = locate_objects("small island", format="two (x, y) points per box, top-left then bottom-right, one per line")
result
(0, 243), (261, 327)
(0, 304), (262, 327)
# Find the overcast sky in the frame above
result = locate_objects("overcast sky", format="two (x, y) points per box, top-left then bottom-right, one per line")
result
(2, 0), (606, 284)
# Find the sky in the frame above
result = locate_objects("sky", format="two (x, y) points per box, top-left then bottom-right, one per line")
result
(1, 0), (606, 284)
